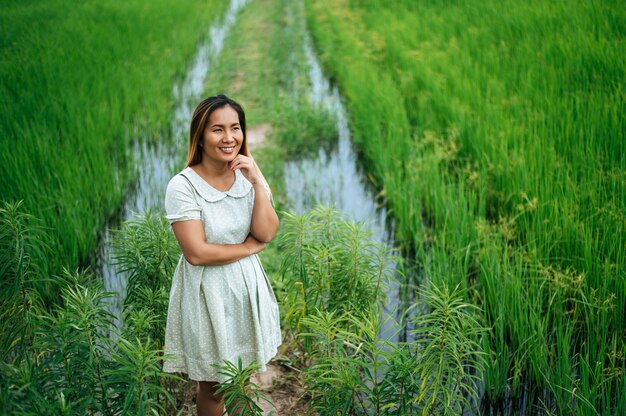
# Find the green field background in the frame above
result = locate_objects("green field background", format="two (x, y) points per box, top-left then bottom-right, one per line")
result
(0, 0), (224, 287)
(304, 0), (625, 411)
(1, 0), (624, 413)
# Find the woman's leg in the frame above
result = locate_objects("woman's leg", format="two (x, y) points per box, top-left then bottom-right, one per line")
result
(196, 381), (224, 416)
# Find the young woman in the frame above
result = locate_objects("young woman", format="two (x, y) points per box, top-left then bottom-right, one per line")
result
(163, 95), (281, 415)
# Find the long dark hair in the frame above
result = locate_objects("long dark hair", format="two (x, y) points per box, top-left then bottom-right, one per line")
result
(185, 94), (248, 167)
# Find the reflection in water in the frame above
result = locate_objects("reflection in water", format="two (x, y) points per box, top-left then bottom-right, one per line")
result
(98, 0), (250, 325)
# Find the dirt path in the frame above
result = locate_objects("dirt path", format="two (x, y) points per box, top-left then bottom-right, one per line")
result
(251, 362), (309, 415)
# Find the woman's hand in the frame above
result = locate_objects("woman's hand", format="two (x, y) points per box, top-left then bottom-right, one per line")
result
(230, 152), (279, 243)
(228, 154), (262, 185)
(243, 233), (266, 255)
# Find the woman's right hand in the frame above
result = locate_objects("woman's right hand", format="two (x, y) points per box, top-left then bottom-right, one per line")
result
(244, 234), (266, 255)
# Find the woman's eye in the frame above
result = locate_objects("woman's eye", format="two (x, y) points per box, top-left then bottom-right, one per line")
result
(213, 129), (222, 133)
(233, 126), (240, 131)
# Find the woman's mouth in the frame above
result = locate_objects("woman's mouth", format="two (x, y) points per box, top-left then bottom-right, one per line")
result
(220, 146), (235, 154)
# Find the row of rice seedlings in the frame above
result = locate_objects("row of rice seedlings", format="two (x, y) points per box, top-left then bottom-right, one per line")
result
(0, 0), (226, 290)
(304, 0), (624, 413)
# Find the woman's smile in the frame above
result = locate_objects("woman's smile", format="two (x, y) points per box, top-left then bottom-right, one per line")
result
(220, 146), (235, 154)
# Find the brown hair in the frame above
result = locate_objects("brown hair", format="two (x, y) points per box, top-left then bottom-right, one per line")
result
(185, 94), (248, 167)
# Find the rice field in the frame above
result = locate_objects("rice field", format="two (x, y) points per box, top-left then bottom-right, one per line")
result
(0, 0), (224, 289)
(1, 0), (624, 414)
(304, 0), (625, 413)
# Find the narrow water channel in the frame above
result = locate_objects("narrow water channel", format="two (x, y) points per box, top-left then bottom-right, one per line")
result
(97, 0), (250, 324)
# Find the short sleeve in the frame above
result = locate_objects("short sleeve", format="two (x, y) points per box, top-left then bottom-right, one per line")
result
(164, 175), (202, 225)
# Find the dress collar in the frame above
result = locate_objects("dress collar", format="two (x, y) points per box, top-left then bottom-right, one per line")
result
(180, 166), (252, 202)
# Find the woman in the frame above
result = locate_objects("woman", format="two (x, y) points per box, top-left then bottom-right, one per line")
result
(163, 94), (282, 415)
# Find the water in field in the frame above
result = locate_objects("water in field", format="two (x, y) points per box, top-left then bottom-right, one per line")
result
(96, 0), (250, 326)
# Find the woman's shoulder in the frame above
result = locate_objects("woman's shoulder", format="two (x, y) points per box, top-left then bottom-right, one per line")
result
(166, 169), (194, 193)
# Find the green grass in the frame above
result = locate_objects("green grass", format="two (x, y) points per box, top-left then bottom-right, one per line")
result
(0, 0), (226, 285)
(304, 0), (625, 413)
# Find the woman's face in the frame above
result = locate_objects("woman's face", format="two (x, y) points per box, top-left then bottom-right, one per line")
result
(201, 105), (244, 165)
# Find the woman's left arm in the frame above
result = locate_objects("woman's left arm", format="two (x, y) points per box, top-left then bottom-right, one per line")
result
(229, 154), (279, 243)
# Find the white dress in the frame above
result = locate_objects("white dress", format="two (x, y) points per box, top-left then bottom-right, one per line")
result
(162, 166), (282, 382)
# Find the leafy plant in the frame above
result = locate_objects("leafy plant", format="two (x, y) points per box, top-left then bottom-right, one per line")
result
(411, 283), (486, 415)
(279, 204), (397, 349)
(112, 210), (180, 346)
(215, 358), (274, 416)
(0, 200), (51, 364)
(105, 337), (179, 415)
(298, 285), (486, 416)
(0, 209), (192, 415)
(278, 205), (485, 415)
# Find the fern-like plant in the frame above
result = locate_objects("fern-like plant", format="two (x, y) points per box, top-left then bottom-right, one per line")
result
(112, 210), (179, 346)
(0, 200), (51, 363)
(277, 206), (486, 415)
(105, 336), (179, 415)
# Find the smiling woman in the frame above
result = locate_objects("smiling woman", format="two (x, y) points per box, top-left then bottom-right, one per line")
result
(163, 95), (281, 416)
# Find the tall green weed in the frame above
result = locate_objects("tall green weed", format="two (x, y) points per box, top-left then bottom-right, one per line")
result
(279, 205), (486, 414)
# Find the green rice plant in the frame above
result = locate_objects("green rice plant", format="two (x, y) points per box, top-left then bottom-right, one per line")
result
(0, 0), (224, 280)
(304, 0), (625, 411)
